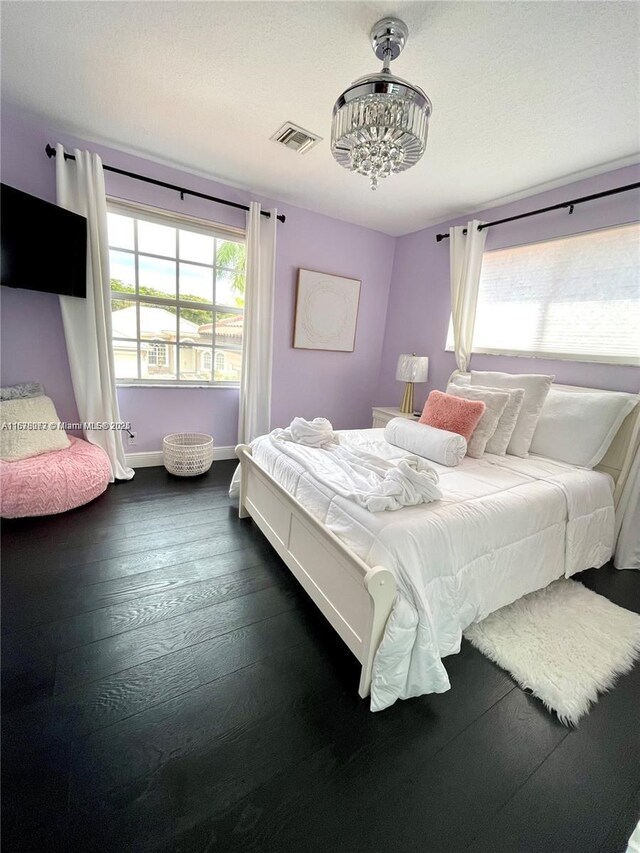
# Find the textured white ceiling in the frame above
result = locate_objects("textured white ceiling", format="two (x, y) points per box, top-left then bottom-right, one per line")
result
(2, 1), (639, 235)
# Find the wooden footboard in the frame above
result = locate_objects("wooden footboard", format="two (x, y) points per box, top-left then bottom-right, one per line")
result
(235, 444), (396, 698)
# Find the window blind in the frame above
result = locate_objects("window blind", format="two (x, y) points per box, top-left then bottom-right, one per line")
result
(447, 222), (640, 365)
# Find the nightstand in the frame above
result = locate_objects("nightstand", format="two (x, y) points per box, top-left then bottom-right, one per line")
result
(371, 406), (420, 428)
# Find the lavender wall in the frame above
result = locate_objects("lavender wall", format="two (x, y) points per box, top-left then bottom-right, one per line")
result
(0, 111), (81, 425)
(2, 104), (637, 452)
(379, 164), (640, 410)
(1, 107), (395, 450)
(0, 286), (80, 424)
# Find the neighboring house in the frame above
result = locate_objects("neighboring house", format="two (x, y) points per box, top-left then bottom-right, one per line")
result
(111, 305), (241, 381)
(197, 314), (242, 380)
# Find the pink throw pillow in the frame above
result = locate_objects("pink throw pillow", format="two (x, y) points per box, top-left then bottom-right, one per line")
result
(419, 390), (486, 442)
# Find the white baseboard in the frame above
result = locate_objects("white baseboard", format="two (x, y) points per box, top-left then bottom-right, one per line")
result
(126, 445), (237, 469)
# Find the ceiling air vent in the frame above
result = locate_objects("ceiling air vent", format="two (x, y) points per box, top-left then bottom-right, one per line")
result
(271, 122), (321, 154)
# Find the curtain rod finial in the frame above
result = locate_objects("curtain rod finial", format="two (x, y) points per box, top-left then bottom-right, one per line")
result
(45, 144), (56, 159)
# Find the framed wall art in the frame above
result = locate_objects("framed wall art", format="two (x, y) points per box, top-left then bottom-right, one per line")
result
(293, 268), (361, 352)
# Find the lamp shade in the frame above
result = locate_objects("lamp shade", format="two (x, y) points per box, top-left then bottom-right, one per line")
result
(396, 354), (429, 383)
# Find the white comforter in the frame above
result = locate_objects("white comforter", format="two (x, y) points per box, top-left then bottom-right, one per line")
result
(251, 429), (615, 711)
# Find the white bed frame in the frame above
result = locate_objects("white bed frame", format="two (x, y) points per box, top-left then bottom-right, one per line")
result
(236, 380), (639, 699)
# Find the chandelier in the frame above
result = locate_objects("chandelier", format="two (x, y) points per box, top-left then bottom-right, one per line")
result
(331, 18), (432, 191)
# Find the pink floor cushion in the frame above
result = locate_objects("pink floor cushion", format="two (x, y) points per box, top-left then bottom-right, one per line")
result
(0, 436), (111, 518)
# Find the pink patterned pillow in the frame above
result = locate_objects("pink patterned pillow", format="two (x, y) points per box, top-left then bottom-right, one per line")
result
(419, 390), (486, 442)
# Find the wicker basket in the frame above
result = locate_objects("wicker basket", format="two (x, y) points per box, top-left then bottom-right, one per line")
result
(163, 433), (214, 477)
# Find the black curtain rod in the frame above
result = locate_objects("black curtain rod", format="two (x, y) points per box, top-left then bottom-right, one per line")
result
(45, 144), (286, 223)
(435, 181), (640, 242)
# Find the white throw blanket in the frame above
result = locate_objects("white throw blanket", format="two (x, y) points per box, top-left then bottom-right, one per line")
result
(269, 419), (442, 512)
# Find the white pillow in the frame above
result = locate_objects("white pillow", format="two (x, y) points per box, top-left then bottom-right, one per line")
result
(471, 371), (554, 457)
(447, 373), (523, 454)
(448, 372), (471, 388)
(0, 396), (71, 461)
(384, 417), (467, 467)
(530, 388), (639, 468)
(0, 381), (44, 401)
(478, 387), (525, 455)
(446, 384), (510, 458)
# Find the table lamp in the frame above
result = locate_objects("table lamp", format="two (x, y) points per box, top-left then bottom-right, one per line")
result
(396, 353), (429, 414)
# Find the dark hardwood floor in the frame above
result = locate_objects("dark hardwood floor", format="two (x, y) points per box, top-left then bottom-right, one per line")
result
(2, 462), (639, 853)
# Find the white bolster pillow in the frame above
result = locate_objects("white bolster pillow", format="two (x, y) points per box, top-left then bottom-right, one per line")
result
(384, 417), (467, 467)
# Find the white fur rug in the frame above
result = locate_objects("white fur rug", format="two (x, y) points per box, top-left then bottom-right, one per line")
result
(464, 579), (640, 726)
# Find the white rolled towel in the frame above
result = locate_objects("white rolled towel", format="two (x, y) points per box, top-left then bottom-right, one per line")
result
(273, 416), (339, 448)
(384, 417), (467, 467)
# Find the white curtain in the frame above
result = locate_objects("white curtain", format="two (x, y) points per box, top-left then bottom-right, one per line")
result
(614, 442), (640, 570)
(449, 220), (487, 372)
(237, 201), (277, 444)
(56, 145), (134, 482)
(229, 202), (277, 500)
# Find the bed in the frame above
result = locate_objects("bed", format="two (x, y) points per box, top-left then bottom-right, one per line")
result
(235, 381), (640, 711)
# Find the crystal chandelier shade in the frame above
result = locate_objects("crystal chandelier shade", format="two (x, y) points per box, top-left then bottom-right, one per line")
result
(331, 18), (432, 190)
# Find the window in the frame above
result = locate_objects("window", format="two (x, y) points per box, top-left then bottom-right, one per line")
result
(147, 343), (168, 367)
(108, 202), (246, 384)
(447, 223), (640, 365)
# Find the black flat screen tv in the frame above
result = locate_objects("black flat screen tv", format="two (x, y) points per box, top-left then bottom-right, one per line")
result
(1, 182), (87, 298)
